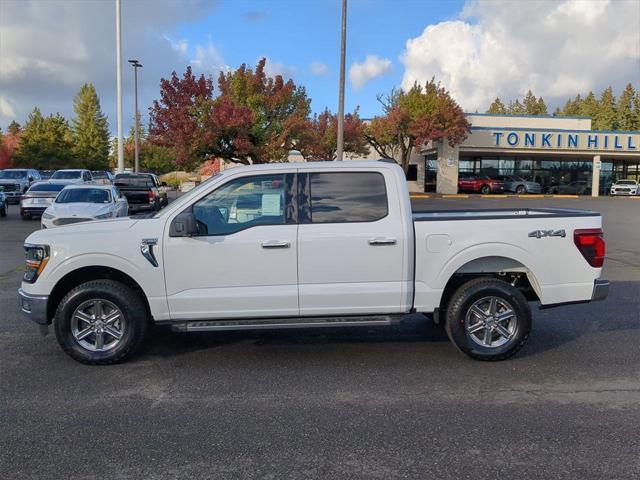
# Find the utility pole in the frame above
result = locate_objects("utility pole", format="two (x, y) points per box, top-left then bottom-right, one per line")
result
(336, 0), (347, 161)
(115, 0), (124, 173)
(128, 60), (143, 173)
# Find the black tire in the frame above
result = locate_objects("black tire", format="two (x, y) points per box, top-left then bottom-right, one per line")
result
(444, 278), (532, 361)
(54, 280), (149, 365)
(480, 184), (491, 194)
(0, 201), (7, 217)
(515, 185), (526, 194)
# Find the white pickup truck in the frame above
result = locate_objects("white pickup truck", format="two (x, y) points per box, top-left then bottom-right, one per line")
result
(18, 161), (608, 364)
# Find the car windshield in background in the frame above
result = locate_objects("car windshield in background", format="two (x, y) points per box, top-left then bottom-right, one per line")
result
(29, 183), (66, 192)
(617, 180), (636, 185)
(56, 188), (111, 204)
(115, 175), (154, 188)
(0, 170), (27, 179)
(91, 172), (108, 179)
(51, 171), (82, 180)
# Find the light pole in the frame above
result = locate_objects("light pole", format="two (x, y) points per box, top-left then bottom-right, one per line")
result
(128, 59), (143, 173)
(115, 0), (124, 173)
(336, 0), (347, 161)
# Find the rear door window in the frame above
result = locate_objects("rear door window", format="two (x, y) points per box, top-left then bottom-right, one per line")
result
(307, 172), (388, 224)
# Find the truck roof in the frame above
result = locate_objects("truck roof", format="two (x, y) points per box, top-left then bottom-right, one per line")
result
(221, 160), (401, 173)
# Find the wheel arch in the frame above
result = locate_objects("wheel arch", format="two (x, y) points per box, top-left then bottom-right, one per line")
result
(437, 254), (542, 315)
(47, 266), (152, 323)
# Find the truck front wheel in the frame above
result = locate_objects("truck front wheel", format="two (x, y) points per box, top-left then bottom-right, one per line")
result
(54, 280), (148, 364)
(444, 278), (532, 361)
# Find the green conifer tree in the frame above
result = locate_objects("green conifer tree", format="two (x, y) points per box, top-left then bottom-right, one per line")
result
(593, 86), (616, 130)
(72, 83), (110, 169)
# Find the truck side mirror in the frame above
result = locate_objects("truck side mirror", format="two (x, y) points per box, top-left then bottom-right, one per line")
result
(170, 211), (197, 237)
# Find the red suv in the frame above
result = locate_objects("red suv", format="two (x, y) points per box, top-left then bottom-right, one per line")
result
(458, 173), (505, 194)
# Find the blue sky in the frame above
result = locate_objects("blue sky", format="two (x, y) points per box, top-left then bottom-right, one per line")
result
(172, 0), (464, 118)
(1, 0), (638, 134)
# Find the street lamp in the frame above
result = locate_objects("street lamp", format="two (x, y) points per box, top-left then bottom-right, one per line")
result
(336, 0), (347, 161)
(128, 59), (143, 173)
(115, 0), (123, 173)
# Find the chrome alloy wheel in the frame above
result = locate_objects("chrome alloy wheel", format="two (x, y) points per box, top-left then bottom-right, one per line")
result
(71, 299), (126, 352)
(464, 296), (517, 348)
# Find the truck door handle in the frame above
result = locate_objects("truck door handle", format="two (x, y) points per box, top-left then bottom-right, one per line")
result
(261, 241), (291, 249)
(368, 238), (397, 246)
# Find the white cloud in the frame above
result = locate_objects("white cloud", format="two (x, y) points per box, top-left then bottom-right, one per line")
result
(261, 57), (297, 79)
(0, 97), (16, 119)
(349, 55), (392, 90)
(401, 0), (640, 111)
(164, 36), (189, 56)
(0, 0), (219, 131)
(310, 61), (329, 76)
(190, 40), (227, 73)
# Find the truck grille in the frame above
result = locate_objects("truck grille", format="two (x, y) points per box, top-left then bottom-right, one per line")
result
(1, 184), (18, 192)
(53, 217), (91, 226)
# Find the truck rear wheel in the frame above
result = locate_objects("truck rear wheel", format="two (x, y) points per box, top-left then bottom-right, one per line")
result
(54, 280), (148, 364)
(444, 278), (532, 361)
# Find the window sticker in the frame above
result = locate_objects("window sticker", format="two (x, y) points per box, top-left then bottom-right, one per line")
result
(261, 193), (281, 215)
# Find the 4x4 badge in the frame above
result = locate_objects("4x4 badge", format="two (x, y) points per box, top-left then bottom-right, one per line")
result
(528, 229), (566, 239)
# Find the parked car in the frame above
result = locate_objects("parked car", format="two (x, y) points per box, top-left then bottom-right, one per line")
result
(556, 181), (591, 195)
(0, 169), (41, 203)
(135, 172), (168, 206)
(20, 182), (68, 220)
(494, 175), (542, 194)
(458, 172), (505, 194)
(39, 170), (54, 180)
(19, 161), (608, 365)
(91, 171), (115, 185)
(610, 179), (639, 196)
(40, 184), (128, 229)
(0, 186), (8, 217)
(114, 173), (164, 212)
(49, 169), (93, 184)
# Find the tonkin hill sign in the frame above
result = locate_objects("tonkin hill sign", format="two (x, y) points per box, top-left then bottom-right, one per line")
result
(484, 129), (640, 152)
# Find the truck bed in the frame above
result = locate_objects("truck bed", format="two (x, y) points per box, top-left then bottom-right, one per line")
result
(412, 207), (600, 221)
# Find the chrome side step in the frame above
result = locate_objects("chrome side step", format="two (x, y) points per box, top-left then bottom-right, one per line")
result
(170, 315), (403, 332)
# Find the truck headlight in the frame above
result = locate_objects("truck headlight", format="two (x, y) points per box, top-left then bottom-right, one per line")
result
(41, 211), (54, 220)
(94, 212), (114, 220)
(23, 244), (50, 283)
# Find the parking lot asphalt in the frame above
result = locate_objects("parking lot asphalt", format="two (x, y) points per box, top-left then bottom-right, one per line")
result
(1, 196), (639, 479)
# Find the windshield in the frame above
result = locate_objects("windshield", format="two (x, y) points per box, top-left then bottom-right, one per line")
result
(56, 188), (111, 204)
(51, 171), (82, 180)
(617, 180), (636, 185)
(29, 183), (66, 192)
(152, 173), (221, 218)
(0, 170), (27, 179)
(91, 171), (108, 179)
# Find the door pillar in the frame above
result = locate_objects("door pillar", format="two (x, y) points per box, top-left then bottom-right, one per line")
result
(436, 141), (459, 194)
(591, 155), (601, 197)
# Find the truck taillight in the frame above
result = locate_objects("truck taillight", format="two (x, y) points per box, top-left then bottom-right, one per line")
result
(573, 228), (605, 268)
(147, 191), (154, 201)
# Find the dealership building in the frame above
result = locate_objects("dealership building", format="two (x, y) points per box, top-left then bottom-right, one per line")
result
(415, 113), (640, 195)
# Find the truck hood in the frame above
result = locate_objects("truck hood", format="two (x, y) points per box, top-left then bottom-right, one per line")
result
(26, 217), (138, 244)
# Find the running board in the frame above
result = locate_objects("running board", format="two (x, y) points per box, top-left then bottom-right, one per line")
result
(170, 315), (404, 332)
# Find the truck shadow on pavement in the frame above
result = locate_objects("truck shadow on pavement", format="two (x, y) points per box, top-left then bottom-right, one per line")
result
(139, 280), (639, 362)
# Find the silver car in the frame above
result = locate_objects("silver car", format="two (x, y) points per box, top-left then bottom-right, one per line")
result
(495, 175), (543, 194)
(20, 182), (68, 220)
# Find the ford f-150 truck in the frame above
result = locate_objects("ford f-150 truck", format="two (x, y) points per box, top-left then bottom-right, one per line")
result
(18, 161), (608, 364)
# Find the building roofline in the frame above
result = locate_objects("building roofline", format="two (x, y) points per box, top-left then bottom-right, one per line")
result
(471, 126), (640, 134)
(465, 112), (592, 120)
